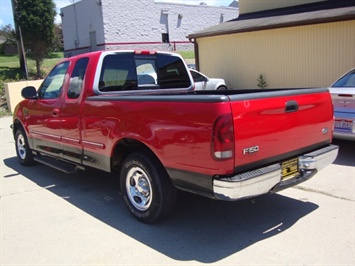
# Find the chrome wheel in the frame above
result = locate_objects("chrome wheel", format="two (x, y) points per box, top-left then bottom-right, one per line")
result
(16, 133), (27, 160)
(125, 166), (152, 211)
(15, 128), (35, 166)
(120, 152), (177, 223)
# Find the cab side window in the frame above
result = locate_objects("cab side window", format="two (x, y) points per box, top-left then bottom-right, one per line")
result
(68, 58), (89, 99)
(38, 62), (69, 99)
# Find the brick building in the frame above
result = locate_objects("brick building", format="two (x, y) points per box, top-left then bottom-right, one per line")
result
(61, 0), (238, 57)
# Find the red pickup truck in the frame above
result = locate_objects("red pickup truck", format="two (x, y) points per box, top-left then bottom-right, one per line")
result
(12, 50), (338, 223)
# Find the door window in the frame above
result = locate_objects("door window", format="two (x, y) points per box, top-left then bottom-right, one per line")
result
(190, 70), (206, 82)
(38, 62), (69, 99)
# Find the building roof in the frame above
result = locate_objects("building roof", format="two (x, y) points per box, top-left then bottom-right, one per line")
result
(228, 1), (239, 8)
(188, 0), (355, 39)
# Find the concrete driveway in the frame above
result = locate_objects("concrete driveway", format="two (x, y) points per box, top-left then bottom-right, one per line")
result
(1, 115), (354, 265)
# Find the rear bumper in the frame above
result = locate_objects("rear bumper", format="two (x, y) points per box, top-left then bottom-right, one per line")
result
(213, 144), (339, 200)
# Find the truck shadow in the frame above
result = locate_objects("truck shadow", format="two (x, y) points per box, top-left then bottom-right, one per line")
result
(331, 139), (355, 167)
(4, 156), (318, 263)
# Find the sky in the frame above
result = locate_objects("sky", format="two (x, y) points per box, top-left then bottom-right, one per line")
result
(0, 0), (235, 28)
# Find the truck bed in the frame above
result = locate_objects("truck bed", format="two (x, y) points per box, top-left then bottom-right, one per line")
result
(84, 87), (334, 195)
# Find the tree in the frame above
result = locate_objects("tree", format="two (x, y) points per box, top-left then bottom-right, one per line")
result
(0, 24), (17, 45)
(14, 0), (56, 78)
(52, 24), (64, 52)
(0, 25), (17, 54)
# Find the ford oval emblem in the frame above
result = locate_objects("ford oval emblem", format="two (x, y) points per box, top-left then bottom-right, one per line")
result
(322, 128), (329, 135)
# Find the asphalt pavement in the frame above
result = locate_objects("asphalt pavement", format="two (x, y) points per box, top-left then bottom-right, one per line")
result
(1, 115), (354, 265)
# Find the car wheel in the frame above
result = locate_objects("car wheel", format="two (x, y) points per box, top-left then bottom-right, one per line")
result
(217, 86), (228, 90)
(120, 151), (177, 223)
(15, 128), (35, 166)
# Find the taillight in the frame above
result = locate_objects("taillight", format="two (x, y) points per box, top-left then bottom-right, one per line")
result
(211, 114), (234, 160)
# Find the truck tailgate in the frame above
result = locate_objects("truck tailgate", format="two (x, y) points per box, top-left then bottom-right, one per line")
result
(229, 88), (334, 172)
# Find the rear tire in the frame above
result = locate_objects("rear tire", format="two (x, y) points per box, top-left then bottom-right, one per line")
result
(15, 128), (35, 166)
(217, 86), (228, 90)
(120, 152), (177, 223)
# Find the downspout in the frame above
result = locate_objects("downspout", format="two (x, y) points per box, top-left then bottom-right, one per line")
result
(188, 37), (199, 71)
(73, 3), (80, 49)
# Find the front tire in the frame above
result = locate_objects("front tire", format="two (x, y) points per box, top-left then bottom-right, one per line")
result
(15, 128), (35, 166)
(120, 152), (176, 223)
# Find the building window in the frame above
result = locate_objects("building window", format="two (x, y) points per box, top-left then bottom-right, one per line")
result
(162, 33), (169, 43)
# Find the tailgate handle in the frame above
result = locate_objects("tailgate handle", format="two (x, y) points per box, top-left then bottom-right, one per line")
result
(285, 100), (299, 113)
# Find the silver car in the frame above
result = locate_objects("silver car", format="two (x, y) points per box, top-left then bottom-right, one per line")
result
(190, 69), (230, 90)
(329, 68), (355, 141)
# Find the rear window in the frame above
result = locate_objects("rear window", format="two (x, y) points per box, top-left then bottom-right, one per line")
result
(99, 53), (136, 92)
(98, 53), (191, 92)
(157, 54), (191, 89)
(332, 70), (355, 88)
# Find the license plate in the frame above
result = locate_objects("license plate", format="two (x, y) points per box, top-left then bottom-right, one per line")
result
(281, 158), (299, 180)
(334, 120), (352, 131)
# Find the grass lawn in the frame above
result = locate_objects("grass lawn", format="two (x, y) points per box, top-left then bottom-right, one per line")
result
(0, 52), (64, 80)
(178, 50), (195, 59)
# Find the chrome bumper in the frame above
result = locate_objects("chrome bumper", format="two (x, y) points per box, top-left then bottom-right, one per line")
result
(213, 144), (339, 201)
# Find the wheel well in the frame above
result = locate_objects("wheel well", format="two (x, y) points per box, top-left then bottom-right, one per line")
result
(12, 119), (24, 138)
(111, 138), (159, 171)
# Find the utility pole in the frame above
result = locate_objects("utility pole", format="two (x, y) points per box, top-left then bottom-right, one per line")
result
(11, 0), (28, 79)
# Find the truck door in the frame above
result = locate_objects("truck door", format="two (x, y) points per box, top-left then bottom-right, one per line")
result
(60, 57), (89, 164)
(26, 61), (69, 157)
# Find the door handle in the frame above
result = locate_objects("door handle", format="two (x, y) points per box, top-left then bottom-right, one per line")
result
(52, 108), (60, 117)
(285, 100), (299, 113)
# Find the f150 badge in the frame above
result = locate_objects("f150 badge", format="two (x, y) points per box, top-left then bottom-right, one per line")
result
(243, 146), (259, 155)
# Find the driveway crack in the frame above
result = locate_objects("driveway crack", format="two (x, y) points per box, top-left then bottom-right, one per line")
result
(294, 185), (354, 202)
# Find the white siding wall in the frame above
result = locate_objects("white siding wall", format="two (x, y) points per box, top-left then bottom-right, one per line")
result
(197, 20), (355, 89)
(61, 0), (237, 56)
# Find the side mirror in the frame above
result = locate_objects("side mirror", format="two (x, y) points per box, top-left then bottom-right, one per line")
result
(21, 86), (37, 99)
